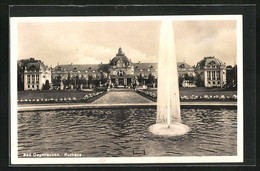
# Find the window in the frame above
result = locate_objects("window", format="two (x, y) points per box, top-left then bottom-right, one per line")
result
(209, 61), (216, 65)
(32, 75), (35, 84)
(27, 75), (31, 84)
(213, 81), (215, 85)
(208, 82), (210, 85)
(117, 70), (124, 76)
(36, 75), (39, 84)
(28, 85), (30, 88)
(37, 85), (39, 89)
(218, 81), (220, 84)
(207, 71), (211, 80)
(32, 85), (34, 88)
(212, 71), (215, 80)
(216, 71), (220, 80)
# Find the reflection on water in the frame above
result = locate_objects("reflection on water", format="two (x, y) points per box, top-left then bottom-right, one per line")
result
(18, 108), (237, 157)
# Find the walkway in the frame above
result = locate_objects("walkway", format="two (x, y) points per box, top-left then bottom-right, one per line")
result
(17, 101), (237, 112)
(92, 90), (154, 104)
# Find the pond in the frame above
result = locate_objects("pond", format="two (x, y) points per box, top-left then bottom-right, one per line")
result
(18, 108), (237, 157)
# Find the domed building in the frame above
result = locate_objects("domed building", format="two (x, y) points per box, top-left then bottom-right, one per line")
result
(195, 56), (226, 87)
(20, 48), (230, 91)
(18, 58), (52, 90)
(108, 47), (135, 86)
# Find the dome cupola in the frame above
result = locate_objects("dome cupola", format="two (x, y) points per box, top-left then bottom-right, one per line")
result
(110, 47), (131, 67)
(196, 56), (225, 68)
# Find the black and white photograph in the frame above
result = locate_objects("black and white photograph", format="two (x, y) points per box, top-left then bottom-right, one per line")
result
(10, 15), (243, 164)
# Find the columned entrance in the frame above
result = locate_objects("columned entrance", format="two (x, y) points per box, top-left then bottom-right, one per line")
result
(118, 78), (124, 86)
(127, 78), (132, 85)
(110, 77), (133, 87)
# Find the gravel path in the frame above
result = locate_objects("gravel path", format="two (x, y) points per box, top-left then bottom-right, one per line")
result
(92, 90), (154, 104)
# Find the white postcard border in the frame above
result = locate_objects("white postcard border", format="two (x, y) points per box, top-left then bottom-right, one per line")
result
(10, 15), (243, 164)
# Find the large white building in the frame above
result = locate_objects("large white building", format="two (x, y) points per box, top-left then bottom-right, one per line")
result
(21, 58), (52, 90)
(18, 50), (228, 90)
(195, 56), (226, 87)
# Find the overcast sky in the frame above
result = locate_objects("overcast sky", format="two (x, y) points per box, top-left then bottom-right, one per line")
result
(17, 20), (237, 67)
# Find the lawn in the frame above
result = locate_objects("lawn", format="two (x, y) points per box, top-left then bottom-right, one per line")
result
(146, 87), (237, 96)
(18, 90), (94, 100)
(18, 87), (237, 104)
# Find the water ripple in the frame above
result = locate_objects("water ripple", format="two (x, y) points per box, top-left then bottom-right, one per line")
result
(18, 108), (237, 157)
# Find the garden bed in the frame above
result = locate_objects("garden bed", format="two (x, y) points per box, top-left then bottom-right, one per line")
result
(17, 90), (107, 104)
(135, 89), (237, 102)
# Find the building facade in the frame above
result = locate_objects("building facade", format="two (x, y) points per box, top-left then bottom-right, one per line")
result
(20, 58), (52, 90)
(195, 56), (226, 87)
(108, 47), (135, 87)
(18, 48), (228, 90)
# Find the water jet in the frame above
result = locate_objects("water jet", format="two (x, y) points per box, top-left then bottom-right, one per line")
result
(149, 20), (190, 136)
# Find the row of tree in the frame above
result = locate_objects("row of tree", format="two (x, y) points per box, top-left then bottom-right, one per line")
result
(226, 65), (237, 89)
(52, 73), (108, 90)
(47, 65), (238, 90)
(137, 73), (156, 86)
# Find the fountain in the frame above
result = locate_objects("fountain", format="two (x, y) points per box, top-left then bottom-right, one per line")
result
(149, 20), (190, 136)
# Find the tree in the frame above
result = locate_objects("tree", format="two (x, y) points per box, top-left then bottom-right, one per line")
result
(100, 72), (107, 85)
(52, 75), (61, 87)
(226, 65), (237, 89)
(148, 73), (155, 84)
(63, 73), (72, 88)
(42, 80), (50, 90)
(178, 75), (184, 87)
(184, 74), (195, 81)
(138, 73), (144, 85)
(195, 74), (204, 87)
(75, 75), (80, 89)
(88, 75), (94, 88)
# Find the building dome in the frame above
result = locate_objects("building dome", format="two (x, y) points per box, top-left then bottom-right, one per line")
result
(110, 47), (131, 66)
(196, 56), (224, 68)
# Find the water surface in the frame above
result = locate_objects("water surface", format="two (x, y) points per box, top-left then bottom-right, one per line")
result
(18, 108), (237, 157)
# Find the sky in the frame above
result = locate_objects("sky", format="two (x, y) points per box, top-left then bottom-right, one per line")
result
(17, 19), (237, 67)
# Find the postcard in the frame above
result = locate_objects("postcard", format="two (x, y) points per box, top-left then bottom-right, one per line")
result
(10, 15), (243, 165)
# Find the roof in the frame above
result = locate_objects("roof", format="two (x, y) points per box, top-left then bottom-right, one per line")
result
(133, 63), (158, 70)
(133, 62), (193, 70)
(53, 64), (110, 72)
(27, 62), (47, 71)
(177, 62), (193, 69)
(54, 61), (194, 72)
(196, 56), (224, 67)
(110, 56), (130, 66)
(110, 47), (131, 65)
(18, 58), (48, 72)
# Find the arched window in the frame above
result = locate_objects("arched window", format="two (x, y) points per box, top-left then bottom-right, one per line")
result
(117, 70), (125, 76)
(116, 59), (124, 68)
